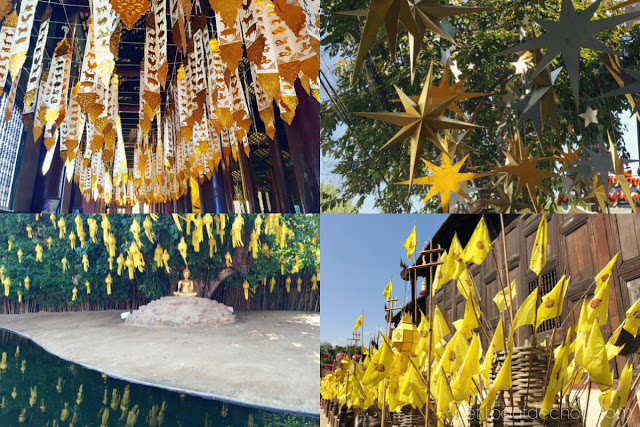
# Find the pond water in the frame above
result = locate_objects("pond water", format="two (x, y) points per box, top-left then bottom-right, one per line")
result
(0, 329), (319, 426)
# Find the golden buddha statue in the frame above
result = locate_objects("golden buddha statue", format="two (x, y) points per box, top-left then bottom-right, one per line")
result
(174, 268), (197, 297)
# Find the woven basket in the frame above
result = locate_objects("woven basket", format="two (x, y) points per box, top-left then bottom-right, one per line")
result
(491, 346), (553, 405)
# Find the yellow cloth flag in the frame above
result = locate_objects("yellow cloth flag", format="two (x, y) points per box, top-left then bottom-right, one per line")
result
(433, 369), (454, 424)
(362, 334), (395, 387)
(623, 297), (640, 337)
(595, 253), (619, 290)
(403, 225), (417, 260)
(433, 305), (452, 342)
(432, 250), (450, 295)
(529, 215), (547, 276)
(481, 317), (505, 382)
(450, 334), (482, 402)
(437, 331), (469, 376)
(455, 298), (480, 335)
(600, 362), (633, 427)
(587, 274), (610, 327)
(479, 351), (513, 423)
(446, 233), (465, 280)
(573, 299), (590, 368)
(583, 320), (613, 390)
(536, 275), (569, 327)
(383, 277), (392, 301)
(494, 280), (517, 313)
(461, 216), (492, 265)
(354, 314), (363, 330)
(507, 287), (539, 348)
(456, 267), (475, 300)
(541, 335), (571, 417)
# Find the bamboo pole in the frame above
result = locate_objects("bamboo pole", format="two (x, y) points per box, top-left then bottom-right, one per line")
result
(500, 214), (514, 323)
(425, 240), (434, 427)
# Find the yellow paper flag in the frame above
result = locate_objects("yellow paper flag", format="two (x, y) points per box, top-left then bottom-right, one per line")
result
(383, 277), (392, 301)
(529, 216), (547, 276)
(403, 224), (417, 261)
(354, 314), (363, 330)
(446, 233), (465, 280)
(622, 297), (640, 337)
(461, 216), (492, 265)
(432, 250), (450, 295)
(480, 317), (505, 381)
(595, 253), (619, 290)
(450, 334), (482, 401)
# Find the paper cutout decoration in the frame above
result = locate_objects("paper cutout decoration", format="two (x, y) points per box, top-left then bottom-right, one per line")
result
(111, 0), (150, 30)
(354, 64), (483, 188)
(497, 0), (640, 107)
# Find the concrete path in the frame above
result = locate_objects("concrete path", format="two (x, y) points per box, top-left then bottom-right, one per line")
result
(0, 310), (319, 415)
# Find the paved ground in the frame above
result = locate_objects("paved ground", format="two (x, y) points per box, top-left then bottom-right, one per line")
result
(0, 310), (319, 415)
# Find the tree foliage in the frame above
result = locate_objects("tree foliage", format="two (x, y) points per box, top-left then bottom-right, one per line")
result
(321, 0), (640, 213)
(0, 214), (319, 311)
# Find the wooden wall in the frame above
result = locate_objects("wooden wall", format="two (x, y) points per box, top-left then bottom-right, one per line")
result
(432, 214), (640, 377)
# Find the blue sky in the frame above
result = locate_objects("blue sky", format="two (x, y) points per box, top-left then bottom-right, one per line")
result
(320, 214), (447, 346)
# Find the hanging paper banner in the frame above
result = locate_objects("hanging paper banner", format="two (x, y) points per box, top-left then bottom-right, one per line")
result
(252, 0), (279, 100)
(209, 39), (232, 128)
(77, 20), (99, 114)
(23, 6), (51, 113)
(8, 0), (38, 79)
(215, 9), (243, 71)
(93, 0), (117, 86)
(169, 0), (187, 52)
(143, 14), (161, 121)
(3, 66), (20, 123)
(42, 39), (72, 129)
(152, 0), (168, 87)
(0, 12), (18, 90)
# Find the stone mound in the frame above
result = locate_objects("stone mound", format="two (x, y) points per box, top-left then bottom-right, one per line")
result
(124, 296), (236, 327)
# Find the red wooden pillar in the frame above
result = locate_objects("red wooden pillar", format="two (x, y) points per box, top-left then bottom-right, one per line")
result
(283, 79), (320, 213)
(269, 134), (294, 213)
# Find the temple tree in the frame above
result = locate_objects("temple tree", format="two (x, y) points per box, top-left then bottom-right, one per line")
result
(322, 0), (640, 213)
(0, 214), (319, 313)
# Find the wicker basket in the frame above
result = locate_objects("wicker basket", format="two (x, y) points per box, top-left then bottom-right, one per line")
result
(491, 346), (553, 405)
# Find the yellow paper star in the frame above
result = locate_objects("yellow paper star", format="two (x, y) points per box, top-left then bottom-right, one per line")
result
(398, 151), (489, 213)
(555, 145), (581, 169)
(354, 64), (483, 188)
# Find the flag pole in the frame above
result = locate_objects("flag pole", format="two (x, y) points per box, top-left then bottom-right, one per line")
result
(500, 214), (515, 323)
(382, 297), (399, 427)
(413, 220), (417, 325)
(425, 239), (434, 427)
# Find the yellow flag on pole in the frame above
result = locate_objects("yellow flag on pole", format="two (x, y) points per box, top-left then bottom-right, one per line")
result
(529, 216), (547, 276)
(461, 216), (493, 265)
(595, 253), (619, 290)
(583, 320), (613, 390)
(354, 314), (363, 330)
(446, 233), (465, 280)
(403, 224), (417, 261)
(507, 287), (539, 348)
(479, 350), (512, 423)
(362, 334), (395, 387)
(480, 317), (505, 382)
(536, 275), (569, 327)
(383, 277), (392, 301)
(623, 297), (640, 337)
(493, 280), (517, 313)
(432, 250), (450, 295)
(450, 334), (482, 401)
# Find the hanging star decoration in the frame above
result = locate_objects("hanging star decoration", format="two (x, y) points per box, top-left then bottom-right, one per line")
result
(497, 0), (640, 108)
(555, 145), (582, 169)
(493, 131), (556, 210)
(397, 137), (489, 213)
(510, 51), (534, 75)
(344, 0), (491, 83)
(486, 181), (531, 213)
(599, 56), (640, 118)
(492, 77), (550, 143)
(579, 106), (599, 128)
(531, 49), (563, 138)
(394, 59), (491, 118)
(608, 132), (638, 212)
(354, 64), (484, 188)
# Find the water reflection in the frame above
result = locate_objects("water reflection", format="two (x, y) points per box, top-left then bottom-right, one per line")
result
(0, 329), (319, 426)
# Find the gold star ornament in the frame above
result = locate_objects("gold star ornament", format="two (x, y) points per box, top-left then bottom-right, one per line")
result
(353, 64), (484, 188)
(399, 151), (489, 213)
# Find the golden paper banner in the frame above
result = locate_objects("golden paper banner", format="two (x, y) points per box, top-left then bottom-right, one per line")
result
(23, 6), (51, 113)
